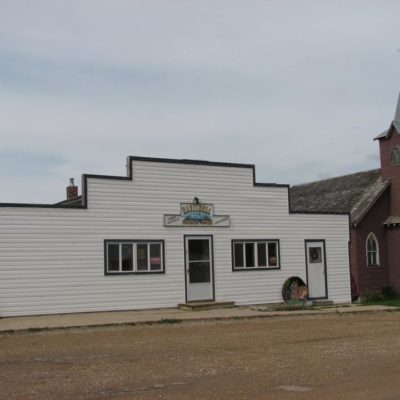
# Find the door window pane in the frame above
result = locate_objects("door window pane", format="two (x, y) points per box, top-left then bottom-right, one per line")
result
(309, 247), (322, 263)
(257, 243), (267, 267)
(245, 243), (255, 267)
(268, 243), (278, 267)
(189, 261), (210, 283)
(137, 244), (148, 271)
(121, 244), (133, 271)
(234, 243), (244, 268)
(188, 240), (210, 261)
(108, 244), (120, 271)
(150, 243), (162, 271)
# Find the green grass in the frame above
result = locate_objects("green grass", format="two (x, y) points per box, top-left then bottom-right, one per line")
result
(361, 298), (400, 307)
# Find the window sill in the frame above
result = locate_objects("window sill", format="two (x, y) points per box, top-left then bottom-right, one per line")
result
(105, 271), (165, 275)
(232, 267), (280, 272)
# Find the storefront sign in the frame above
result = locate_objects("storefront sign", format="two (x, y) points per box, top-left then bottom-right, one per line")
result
(164, 202), (230, 227)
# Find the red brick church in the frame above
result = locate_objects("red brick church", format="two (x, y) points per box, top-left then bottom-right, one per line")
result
(290, 93), (400, 299)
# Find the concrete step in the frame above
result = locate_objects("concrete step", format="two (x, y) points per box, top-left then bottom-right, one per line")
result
(178, 301), (236, 311)
(312, 300), (334, 307)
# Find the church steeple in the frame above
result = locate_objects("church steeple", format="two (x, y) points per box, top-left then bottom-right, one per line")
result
(374, 91), (400, 140)
(394, 92), (400, 134)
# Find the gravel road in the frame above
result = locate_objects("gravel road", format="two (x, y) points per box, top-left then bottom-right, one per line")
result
(1, 313), (400, 400)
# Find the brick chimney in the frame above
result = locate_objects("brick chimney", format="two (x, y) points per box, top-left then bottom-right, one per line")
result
(375, 92), (400, 215)
(66, 178), (78, 200)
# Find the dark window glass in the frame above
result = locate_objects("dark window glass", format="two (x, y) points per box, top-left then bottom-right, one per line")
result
(234, 243), (244, 268)
(137, 244), (148, 271)
(368, 252), (376, 266)
(108, 244), (119, 271)
(268, 243), (278, 267)
(150, 243), (162, 271)
(245, 243), (255, 267)
(367, 235), (379, 266)
(257, 243), (267, 267)
(189, 261), (210, 283)
(188, 240), (209, 261)
(233, 241), (280, 270)
(121, 244), (133, 271)
(309, 247), (322, 263)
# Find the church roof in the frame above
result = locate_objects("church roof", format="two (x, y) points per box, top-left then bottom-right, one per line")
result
(383, 215), (400, 227)
(290, 169), (390, 225)
(374, 92), (400, 140)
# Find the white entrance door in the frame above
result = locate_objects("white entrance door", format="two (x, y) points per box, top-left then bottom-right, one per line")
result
(305, 240), (327, 299)
(185, 236), (214, 302)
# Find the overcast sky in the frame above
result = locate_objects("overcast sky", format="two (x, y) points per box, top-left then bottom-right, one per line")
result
(0, 0), (399, 203)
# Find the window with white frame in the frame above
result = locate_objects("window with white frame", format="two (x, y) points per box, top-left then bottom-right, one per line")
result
(105, 241), (164, 274)
(232, 240), (280, 270)
(366, 233), (379, 267)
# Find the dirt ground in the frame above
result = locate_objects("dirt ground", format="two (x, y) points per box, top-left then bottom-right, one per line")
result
(1, 313), (400, 400)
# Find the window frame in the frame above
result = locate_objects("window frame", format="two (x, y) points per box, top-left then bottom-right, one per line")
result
(366, 233), (380, 267)
(231, 239), (281, 271)
(104, 240), (165, 275)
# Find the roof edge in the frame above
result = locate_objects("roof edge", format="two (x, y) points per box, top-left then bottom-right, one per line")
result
(374, 122), (400, 140)
(0, 155), (290, 208)
(291, 168), (381, 189)
(290, 210), (350, 216)
(352, 180), (390, 226)
(128, 156), (290, 188)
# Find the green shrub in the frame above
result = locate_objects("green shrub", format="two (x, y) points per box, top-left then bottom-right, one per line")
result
(381, 285), (398, 300)
(363, 291), (383, 303)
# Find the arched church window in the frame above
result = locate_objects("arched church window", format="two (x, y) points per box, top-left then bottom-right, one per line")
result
(366, 233), (380, 267)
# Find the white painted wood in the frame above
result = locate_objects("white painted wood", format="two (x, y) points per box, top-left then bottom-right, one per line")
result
(305, 241), (327, 299)
(0, 159), (351, 316)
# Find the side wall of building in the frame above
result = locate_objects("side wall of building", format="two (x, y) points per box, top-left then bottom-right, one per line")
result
(0, 160), (351, 316)
(349, 228), (359, 298)
(352, 189), (390, 296)
(387, 229), (400, 291)
(378, 130), (400, 292)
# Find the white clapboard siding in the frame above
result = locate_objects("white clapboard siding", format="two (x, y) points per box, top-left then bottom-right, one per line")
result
(0, 159), (351, 316)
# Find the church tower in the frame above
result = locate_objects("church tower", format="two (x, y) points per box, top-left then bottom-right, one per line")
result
(374, 92), (400, 290)
(375, 92), (400, 217)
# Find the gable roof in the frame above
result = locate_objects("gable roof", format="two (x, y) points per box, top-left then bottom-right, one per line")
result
(374, 92), (400, 140)
(290, 169), (390, 225)
(395, 93), (400, 132)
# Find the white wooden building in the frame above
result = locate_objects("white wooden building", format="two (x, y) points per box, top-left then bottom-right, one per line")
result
(0, 156), (351, 317)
